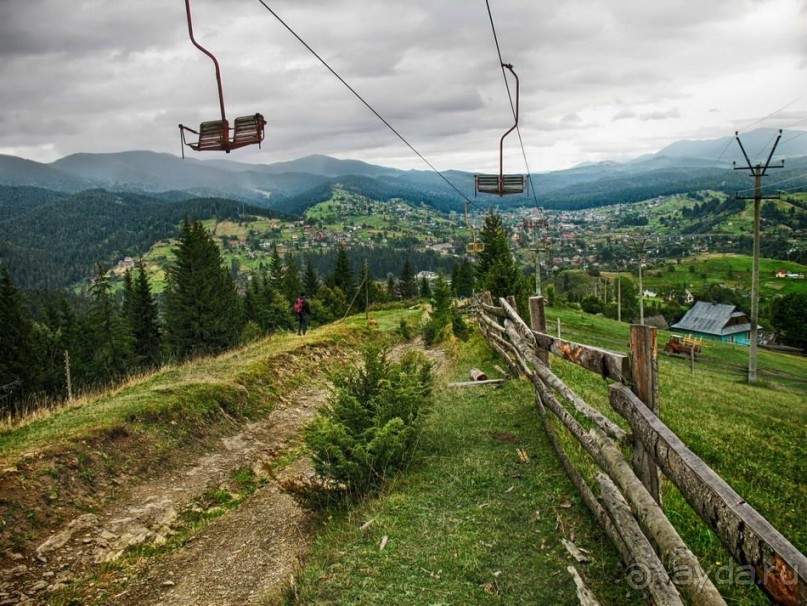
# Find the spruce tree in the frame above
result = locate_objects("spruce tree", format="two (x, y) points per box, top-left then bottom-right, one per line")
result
(0, 266), (37, 408)
(163, 219), (243, 359)
(477, 213), (527, 306)
(398, 258), (418, 300)
(331, 246), (355, 299)
(419, 276), (431, 299)
(86, 264), (135, 383)
(268, 246), (284, 292)
(282, 254), (303, 302)
(303, 257), (320, 298)
(130, 262), (161, 367)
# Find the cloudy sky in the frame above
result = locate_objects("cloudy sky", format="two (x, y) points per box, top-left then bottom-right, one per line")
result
(1, 0), (806, 172)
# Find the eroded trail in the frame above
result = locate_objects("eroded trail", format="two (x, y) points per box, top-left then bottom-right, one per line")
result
(2, 384), (328, 606)
(2, 340), (446, 606)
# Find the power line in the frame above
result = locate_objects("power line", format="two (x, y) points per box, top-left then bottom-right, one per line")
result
(484, 0), (541, 207)
(253, 0), (472, 205)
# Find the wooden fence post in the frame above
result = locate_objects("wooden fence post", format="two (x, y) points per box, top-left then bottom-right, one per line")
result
(529, 296), (549, 366)
(630, 324), (661, 506)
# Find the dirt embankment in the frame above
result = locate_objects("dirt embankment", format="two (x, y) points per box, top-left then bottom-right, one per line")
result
(0, 342), (352, 605)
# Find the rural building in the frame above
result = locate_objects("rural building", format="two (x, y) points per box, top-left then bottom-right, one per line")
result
(671, 301), (758, 345)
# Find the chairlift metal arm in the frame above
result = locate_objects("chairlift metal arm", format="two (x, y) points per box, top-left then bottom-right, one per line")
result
(184, 0), (227, 125)
(499, 63), (519, 181)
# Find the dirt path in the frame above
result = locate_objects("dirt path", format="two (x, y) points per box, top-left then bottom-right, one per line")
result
(0, 340), (446, 606)
(1, 383), (328, 606)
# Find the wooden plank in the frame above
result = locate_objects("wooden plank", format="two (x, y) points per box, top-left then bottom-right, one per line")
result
(630, 324), (661, 506)
(511, 331), (628, 444)
(610, 383), (807, 606)
(447, 379), (505, 388)
(597, 473), (685, 606)
(532, 331), (630, 383)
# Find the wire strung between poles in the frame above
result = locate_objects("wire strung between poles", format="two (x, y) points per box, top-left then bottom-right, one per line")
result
(253, 0), (472, 206)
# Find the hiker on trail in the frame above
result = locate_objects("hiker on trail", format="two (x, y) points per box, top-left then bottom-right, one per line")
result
(294, 292), (311, 335)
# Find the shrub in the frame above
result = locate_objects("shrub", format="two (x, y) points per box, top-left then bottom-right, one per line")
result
(303, 346), (432, 498)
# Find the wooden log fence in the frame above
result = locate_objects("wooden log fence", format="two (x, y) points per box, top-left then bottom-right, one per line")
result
(473, 293), (806, 606)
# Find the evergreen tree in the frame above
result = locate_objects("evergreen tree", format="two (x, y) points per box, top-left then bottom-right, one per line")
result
(386, 273), (397, 300)
(398, 258), (418, 300)
(477, 213), (527, 306)
(163, 219), (243, 359)
(419, 276), (431, 299)
(282, 254), (303, 303)
(303, 257), (320, 298)
(453, 258), (476, 297)
(330, 246), (356, 298)
(268, 245), (284, 291)
(86, 264), (135, 383)
(130, 262), (161, 367)
(0, 266), (38, 408)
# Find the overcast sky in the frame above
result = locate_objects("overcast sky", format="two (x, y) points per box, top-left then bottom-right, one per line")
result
(1, 0), (806, 172)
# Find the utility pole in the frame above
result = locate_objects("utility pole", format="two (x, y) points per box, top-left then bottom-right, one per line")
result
(524, 214), (549, 296)
(734, 130), (783, 385)
(629, 237), (648, 325)
(617, 264), (622, 323)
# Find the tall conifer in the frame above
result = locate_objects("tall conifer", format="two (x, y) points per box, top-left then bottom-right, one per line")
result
(163, 219), (242, 359)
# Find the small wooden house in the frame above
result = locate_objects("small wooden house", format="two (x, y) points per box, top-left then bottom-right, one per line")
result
(671, 301), (758, 345)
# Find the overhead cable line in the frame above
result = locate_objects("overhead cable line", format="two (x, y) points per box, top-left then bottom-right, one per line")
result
(484, 0), (540, 207)
(253, 0), (472, 205)
(734, 171), (807, 195)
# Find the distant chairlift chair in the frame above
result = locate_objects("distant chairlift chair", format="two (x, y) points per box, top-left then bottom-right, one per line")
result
(474, 63), (526, 197)
(177, 0), (267, 157)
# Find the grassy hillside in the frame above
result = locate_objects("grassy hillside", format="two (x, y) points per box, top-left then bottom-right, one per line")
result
(542, 306), (806, 605)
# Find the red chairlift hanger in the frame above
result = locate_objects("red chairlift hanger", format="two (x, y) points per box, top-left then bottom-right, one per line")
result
(178, 0), (266, 157)
(475, 63), (526, 197)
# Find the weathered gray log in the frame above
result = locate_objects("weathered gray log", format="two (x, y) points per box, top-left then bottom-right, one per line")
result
(469, 368), (488, 381)
(566, 566), (604, 606)
(597, 473), (685, 606)
(510, 333), (628, 444)
(589, 429), (727, 606)
(447, 379), (505, 388)
(487, 337), (519, 378)
(498, 297), (537, 348)
(491, 328), (533, 379)
(531, 331), (630, 384)
(528, 376), (724, 605)
(630, 324), (662, 506)
(610, 383), (807, 606)
(478, 311), (506, 335)
(532, 389), (630, 565)
(480, 301), (507, 318)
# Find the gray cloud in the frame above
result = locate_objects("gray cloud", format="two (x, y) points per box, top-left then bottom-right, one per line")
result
(0, 0), (805, 171)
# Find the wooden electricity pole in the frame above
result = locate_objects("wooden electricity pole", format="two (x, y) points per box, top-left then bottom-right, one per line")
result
(733, 130), (783, 385)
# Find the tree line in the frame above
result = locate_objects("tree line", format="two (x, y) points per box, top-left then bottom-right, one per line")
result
(2, 214), (523, 416)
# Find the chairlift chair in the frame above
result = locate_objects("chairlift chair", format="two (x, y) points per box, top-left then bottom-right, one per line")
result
(177, 0), (267, 157)
(464, 201), (485, 254)
(474, 64), (526, 197)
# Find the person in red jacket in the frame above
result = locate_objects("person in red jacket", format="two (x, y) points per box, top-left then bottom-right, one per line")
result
(293, 292), (311, 335)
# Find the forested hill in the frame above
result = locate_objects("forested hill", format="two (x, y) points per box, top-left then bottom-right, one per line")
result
(0, 187), (286, 290)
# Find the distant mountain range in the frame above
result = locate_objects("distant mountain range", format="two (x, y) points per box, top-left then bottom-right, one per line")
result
(1, 128), (806, 215)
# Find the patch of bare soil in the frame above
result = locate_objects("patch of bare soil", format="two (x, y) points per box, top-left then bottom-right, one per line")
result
(0, 339), (445, 606)
(0, 384), (328, 606)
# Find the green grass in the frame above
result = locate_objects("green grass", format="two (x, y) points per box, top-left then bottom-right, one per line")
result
(639, 253), (807, 298)
(287, 334), (642, 605)
(541, 305), (807, 605)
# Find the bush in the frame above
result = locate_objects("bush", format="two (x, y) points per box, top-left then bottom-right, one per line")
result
(303, 346), (432, 499)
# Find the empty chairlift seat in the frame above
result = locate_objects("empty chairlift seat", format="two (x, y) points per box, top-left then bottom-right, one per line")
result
(231, 113), (267, 148)
(187, 120), (229, 151)
(475, 173), (526, 196)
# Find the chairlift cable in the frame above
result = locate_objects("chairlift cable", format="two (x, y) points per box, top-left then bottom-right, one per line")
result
(253, 0), (472, 206)
(484, 0), (540, 206)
